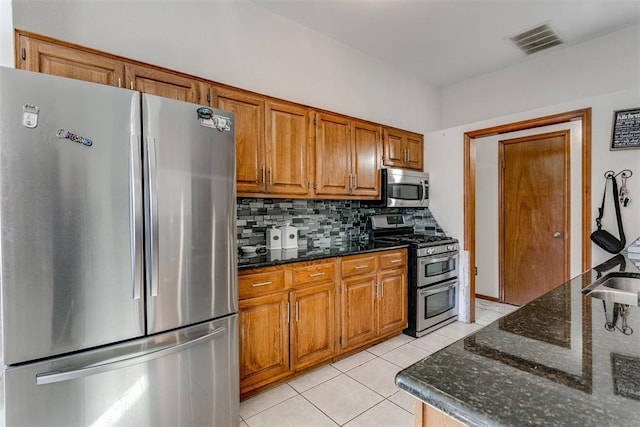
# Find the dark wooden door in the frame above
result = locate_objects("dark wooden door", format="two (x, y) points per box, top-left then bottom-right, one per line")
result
(500, 130), (570, 306)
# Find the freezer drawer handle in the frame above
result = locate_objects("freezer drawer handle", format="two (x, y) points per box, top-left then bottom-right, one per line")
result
(35, 326), (227, 386)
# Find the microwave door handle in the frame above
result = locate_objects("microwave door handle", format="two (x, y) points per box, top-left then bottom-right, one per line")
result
(420, 283), (456, 297)
(421, 180), (427, 205)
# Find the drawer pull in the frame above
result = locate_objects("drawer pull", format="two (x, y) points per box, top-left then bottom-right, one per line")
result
(252, 281), (272, 287)
(390, 259), (402, 263)
(354, 265), (370, 270)
(309, 272), (326, 277)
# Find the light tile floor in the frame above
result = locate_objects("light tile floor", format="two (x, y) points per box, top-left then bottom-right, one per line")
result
(239, 299), (518, 427)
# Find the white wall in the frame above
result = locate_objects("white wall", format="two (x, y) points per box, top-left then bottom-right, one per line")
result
(0, 0), (13, 67)
(426, 88), (640, 304)
(7, 0), (441, 134)
(442, 24), (640, 128)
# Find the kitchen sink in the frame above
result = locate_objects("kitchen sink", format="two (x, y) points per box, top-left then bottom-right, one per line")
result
(582, 272), (640, 306)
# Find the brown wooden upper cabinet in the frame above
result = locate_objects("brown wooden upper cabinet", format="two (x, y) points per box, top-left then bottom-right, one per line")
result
(265, 100), (313, 197)
(17, 34), (125, 87)
(17, 31), (424, 199)
(216, 87), (266, 194)
(383, 127), (424, 171)
(314, 113), (380, 199)
(124, 64), (201, 104)
(215, 89), (312, 198)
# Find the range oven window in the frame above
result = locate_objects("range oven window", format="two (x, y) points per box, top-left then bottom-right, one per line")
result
(424, 257), (456, 278)
(422, 283), (457, 319)
(387, 183), (425, 201)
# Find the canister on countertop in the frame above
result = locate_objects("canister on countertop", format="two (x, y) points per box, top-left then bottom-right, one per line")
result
(266, 226), (281, 250)
(280, 223), (298, 249)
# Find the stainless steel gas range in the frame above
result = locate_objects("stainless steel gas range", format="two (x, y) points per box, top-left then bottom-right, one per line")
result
(370, 214), (459, 337)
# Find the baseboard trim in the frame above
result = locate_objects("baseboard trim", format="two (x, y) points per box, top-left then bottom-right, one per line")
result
(475, 294), (500, 302)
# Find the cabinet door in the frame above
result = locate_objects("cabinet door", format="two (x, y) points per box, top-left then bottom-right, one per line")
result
(382, 129), (406, 168)
(341, 275), (377, 351)
(351, 120), (380, 197)
(405, 133), (424, 171)
(239, 293), (290, 394)
(217, 88), (266, 194)
(18, 35), (125, 87)
(125, 64), (200, 103)
(290, 283), (335, 371)
(265, 101), (312, 196)
(377, 269), (407, 337)
(314, 113), (351, 196)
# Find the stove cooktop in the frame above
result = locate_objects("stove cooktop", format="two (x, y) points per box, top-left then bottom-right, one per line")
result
(368, 214), (458, 251)
(374, 234), (458, 248)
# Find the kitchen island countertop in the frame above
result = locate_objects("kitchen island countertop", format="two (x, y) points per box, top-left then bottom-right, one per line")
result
(396, 252), (640, 426)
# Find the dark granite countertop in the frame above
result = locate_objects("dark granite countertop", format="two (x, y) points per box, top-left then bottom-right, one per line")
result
(238, 241), (408, 269)
(396, 252), (640, 426)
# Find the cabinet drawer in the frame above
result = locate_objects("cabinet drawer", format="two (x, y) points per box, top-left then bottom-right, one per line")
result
(379, 250), (407, 271)
(341, 254), (376, 278)
(239, 269), (286, 299)
(292, 261), (335, 287)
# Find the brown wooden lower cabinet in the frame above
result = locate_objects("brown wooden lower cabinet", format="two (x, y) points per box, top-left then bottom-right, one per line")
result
(238, 259), (337, 397)
(238, 293), (290, 392)
(415, 401), (466, 427)
(238, 249), (407, 398)
(340, 250), (407, 353)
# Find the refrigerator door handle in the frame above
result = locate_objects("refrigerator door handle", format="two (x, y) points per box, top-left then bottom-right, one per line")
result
(130, 135), (143, 300)
(146, 136), (159, 297)
(35, 326), (227, 386)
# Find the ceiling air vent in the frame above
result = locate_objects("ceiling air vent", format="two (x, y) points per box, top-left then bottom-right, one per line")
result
(509, 23), (563, 55)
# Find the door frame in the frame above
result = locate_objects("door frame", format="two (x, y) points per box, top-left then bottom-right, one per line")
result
(464, 108), (592, 321)
(498, 130), (571, 304)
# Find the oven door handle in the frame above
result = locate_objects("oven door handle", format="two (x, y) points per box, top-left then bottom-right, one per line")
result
(419, 254), (457, 265)
(420, 283), (456, 297)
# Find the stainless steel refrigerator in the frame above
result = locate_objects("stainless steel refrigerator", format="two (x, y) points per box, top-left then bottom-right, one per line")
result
(0, 67), (238, 426)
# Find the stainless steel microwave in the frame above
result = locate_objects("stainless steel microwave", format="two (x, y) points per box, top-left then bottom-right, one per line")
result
(367, 168), (429, 208)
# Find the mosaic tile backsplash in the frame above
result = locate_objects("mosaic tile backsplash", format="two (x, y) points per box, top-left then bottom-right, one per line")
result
(237, 198), (445, 249)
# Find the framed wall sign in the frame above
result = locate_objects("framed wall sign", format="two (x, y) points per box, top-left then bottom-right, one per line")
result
(611, 108), (640, 150)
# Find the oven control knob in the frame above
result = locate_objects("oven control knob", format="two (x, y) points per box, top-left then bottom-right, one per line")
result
(426, 248), (435, 255)
(447, 244), (456, 251)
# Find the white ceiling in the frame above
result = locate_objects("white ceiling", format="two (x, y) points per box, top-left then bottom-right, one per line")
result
(250, 0), (640, 87)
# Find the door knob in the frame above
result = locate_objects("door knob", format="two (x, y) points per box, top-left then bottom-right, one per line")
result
(553, 232), (561, 238)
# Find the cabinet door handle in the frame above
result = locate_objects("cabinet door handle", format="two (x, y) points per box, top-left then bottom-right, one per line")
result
(353, 174), (357, 189)
(346, 174), (351, 190)
(286, 302), (290, 323)
(380, 282), (384, 297)
(268, 168), (273, 185)
(295, 301), (300, 322)
(309, 272), (326, 277)
(354, 265), (369, 270)
(252, 281), (272, 287)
